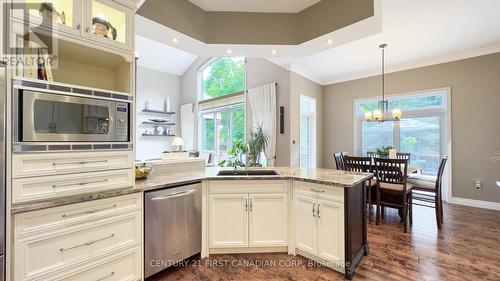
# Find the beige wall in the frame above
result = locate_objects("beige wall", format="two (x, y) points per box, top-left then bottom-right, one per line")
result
(323, 52), (500, 203)
(290, 72), (324, 168)
(136, 66), (181, 160)
(297, 0), (373, 43)
(246, 58), (292, 166)
(138, 0), (373, 45)
(181, 58), (323, 167)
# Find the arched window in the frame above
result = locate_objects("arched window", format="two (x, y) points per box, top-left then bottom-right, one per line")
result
(201, 57), (246, 100)
(198, 57), (246, 162)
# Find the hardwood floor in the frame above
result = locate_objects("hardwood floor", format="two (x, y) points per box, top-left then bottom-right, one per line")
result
(148, 203), (500, 281)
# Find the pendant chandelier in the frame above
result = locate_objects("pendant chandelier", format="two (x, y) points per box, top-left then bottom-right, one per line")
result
(364, 44), (402, 122)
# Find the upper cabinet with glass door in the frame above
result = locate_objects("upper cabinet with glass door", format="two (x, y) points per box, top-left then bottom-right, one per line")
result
(11, 0), (83, 37)
(83, 0), (134, 52)
(11, 0), (136, 53)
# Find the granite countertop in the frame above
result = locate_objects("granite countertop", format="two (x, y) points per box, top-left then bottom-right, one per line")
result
(136, 167), (372, 191)
(11, 167), (372, 214)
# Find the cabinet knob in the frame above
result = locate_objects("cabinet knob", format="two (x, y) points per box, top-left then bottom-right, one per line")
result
(77, 24), (81, 30)
(85, 26), (90, 33)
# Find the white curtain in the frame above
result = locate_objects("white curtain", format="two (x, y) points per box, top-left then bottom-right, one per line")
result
(180, 103), (194, 151)
(247, 83), (277, 166)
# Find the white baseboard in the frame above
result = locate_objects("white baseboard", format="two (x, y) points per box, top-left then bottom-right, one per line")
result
(448, 196), (500, 211)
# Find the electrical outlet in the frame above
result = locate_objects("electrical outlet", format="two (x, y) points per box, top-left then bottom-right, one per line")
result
(474, 179), (482, 190)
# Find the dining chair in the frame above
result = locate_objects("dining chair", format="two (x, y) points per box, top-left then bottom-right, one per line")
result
(206, 152), (216, 166)
(343, 156), (376, 223)
(334, 152), (345, 170)
(373, 158), (413, 233)
(396, 152), (411, 161)
(188, 151), (200, 158)
(408, 156), (448, 229)
(366, 151), (378, 158)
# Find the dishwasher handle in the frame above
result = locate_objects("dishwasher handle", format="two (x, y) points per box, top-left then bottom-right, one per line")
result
(150, 189), (197, 201)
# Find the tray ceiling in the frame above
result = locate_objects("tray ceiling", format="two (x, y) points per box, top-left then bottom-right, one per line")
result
(187, 0), (321, 13)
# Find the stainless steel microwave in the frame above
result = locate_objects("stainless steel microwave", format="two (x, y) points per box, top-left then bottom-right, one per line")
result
(14, 89), (130, 144)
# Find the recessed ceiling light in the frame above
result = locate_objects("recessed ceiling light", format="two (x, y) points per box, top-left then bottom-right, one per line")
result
(326, 39), (333, 45)
(272, 49), (277, 55)
(226, 49), (232, 54)
(171, 37), (179, 43)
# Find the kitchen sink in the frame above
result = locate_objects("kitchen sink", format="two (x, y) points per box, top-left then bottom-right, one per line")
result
(216, 170), (279, 176)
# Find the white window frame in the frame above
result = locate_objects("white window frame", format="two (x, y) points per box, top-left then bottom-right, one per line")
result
(300, 95), (317, 168)
(197, 57), (247, 161)
(353, 87), (452, 201)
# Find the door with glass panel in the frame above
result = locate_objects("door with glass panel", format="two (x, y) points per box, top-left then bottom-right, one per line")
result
(83, 0), (133, 51)
(300, 96), (316, 168)
(12, 0), (82, 37)
(200, 104), (245, 162)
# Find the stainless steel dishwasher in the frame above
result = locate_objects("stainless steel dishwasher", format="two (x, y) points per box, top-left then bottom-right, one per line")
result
(144, 183), (202, 278)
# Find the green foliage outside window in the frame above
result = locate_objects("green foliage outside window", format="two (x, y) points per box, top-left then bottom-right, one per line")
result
(200, 57), (246, 160)
(202, 57), (245, 99)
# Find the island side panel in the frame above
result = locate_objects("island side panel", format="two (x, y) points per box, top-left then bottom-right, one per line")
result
(344, 181), (368, 279)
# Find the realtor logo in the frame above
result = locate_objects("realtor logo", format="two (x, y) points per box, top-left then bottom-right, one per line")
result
(3, 1), (60, 80)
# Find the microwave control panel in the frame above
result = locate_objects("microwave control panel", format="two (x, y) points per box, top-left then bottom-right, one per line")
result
(115, 103), (129, 141)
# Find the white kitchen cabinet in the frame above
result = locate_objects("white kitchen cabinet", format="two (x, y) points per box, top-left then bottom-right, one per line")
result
(10, 0), (135, 53)
(294, 189), (344, 264)
(317, 198), (344, 263)
(13, 193), (143, 281)
(12, 168), (133, 203)
(207, 180), (289, 250)
(12, 150), (134, 178)
(249, 194), (288, 247)
(295, 194), (317, 255)
(208, 194), (249, 248)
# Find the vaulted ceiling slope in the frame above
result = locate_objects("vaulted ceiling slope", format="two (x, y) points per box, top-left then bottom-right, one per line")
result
(137, 0), (374, 45)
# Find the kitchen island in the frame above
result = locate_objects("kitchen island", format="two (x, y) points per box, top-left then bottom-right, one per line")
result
(139, 167), (372, 279)
(11, 167), (372, 280)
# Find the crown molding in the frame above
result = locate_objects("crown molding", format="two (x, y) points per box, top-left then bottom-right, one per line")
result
(323, 42), (500, 85)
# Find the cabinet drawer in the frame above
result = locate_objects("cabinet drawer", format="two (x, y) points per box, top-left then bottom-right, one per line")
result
(12, 168), (134, 204)
(12, 151), (134, 178)
(14, 212), (141, 281)
(55, 246), (142, 281)
(15, 193), (141, 237)
(209, 180), (288, 194)
(295, 181), (344, 202)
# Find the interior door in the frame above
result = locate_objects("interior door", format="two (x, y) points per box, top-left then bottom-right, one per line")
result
(209, 194), (248, 248)
(316, 197), (344, 263)
(294, 194), (317, 255)
(248, 194), (288, 247)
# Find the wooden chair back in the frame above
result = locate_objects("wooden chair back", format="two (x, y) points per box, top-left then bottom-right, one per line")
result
(334, 152), (344, 170)
(396, 152), (411, 161)
(435, 155), (448, 193)
(374, 158), (408, 185)
(367, 151), (378, 158)
(343, 156), (372, 173)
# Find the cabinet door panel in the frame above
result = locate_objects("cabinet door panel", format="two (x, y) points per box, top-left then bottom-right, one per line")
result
(294, 195), (316, 255)
(249, 194), (288, 247)
(209, 194), (248, 248)
(317, 198), (344, 263)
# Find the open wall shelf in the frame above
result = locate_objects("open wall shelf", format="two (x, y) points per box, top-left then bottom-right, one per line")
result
(142, 121), (175, 126)
(142, 109), (176, 115)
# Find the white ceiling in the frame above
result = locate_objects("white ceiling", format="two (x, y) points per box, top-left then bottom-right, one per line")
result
(270, 0), (500, 84)
(187, 0), (321, 13)
(135, 34), (197, 76)
(137, 0), (500, 84)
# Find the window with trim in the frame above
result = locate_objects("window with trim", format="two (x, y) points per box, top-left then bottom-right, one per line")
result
(199, 57), (246, 161)
(355, 90), (447, 175)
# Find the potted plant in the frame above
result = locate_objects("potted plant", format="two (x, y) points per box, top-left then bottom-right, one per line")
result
(375, 146), (394, 158)
(218, 139), (247, 167)
(247, 125), (270, 167)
